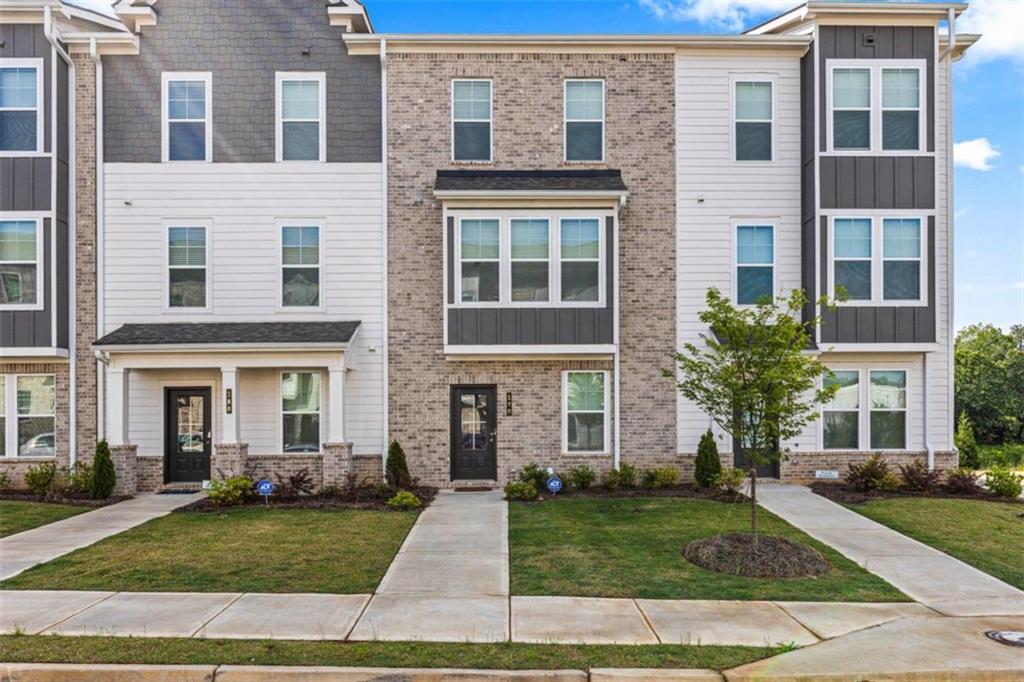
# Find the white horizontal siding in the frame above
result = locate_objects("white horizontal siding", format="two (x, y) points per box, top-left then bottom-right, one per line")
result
(930, 55), (953, 450)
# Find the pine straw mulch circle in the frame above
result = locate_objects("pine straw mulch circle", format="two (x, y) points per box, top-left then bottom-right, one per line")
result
(684, 533), (830, 578)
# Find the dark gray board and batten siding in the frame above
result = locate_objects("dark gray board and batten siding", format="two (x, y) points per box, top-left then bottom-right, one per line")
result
(102, 0), (381, 163)
(446, 216), (615, 346)
(0, 23), (68, 349)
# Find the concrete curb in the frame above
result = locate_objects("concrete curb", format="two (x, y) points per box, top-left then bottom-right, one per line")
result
(0, 663), (217, 681)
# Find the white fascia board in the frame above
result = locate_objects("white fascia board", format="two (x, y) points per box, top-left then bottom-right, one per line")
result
(821, 343), (940, 353)
(445, 344), (616, 359)
(434, 189), (628, 201)
(0, 347), (70, 359)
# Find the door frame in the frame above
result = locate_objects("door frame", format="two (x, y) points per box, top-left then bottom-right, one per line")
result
(449, 384), (498, 481)
(163, 386), (213, 484)
(732, 435), (781, 478)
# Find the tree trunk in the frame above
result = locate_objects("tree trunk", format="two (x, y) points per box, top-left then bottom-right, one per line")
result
(750, 466), (758, 548)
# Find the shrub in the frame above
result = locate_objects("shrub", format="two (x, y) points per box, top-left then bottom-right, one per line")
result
(208, 476), (255, 507)
(90, 440), (117, 500)
(695, 429), (722, 488)
(385, 440), (413, 490)
(568, 465), (596, 491)
(45, 468), (73, 502)
(320, 484), (342, 498)
(652, 466), (679, 488)
(0, 468), (10, 491)
(504, 480), (538, 501)
(617, 462), (638, 488)
(954, 413), (980, 470)
(519, 463), (549, 491)
(898, 459), (942, 492)
(275, 467), (315, 500)
(24, 462), (57, 497)
(944, 467), (983, 495)
(601, 469), (622, 491)
(68, 462), (93, 496)
(640, 469), (658, 489)
(387, 490), (422, 510)
(714, 467), (746, 494)
(846, 454), (899, 492)
(986, 466), (1023, 499)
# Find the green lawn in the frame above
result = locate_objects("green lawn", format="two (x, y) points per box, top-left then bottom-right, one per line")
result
(0, 635), (778, 671)
(510, 497), (907, 602)
(848, 497), (1024, 590)
(0, 508), (416, 593)
(0, 501), (90, 538)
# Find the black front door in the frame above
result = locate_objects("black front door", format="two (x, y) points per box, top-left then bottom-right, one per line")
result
(733, 435), (780, 478)
(165, 388), (212, 483)
(450, 385), (497, 480)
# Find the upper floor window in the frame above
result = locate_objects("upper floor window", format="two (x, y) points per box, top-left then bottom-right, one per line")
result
(0, 219), (41, 309)
(276, 72), (325, 162)
(1, 374), (55, 457)
(833, 218), (872, 300)
(734, 80), (773, 161)
(831, 216), (925, 305)
(459, 218), (500, 303)
(452, 80), (491, 162)
(163, 72), (211, 162)
(560, 218), (600, 302)
(563, 370), (609, 453)
(281, 224), (321, 307)
(0, 61), (43, 153)
(565, 80), (604, 162)
(827, 61), (925, 153)
(735, 224), (774, 305)
(167, 225), (207, 308)
(510, 219), (549, 302)
(281, 371), (320, 453)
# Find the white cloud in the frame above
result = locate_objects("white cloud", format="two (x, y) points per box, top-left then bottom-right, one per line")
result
(639, 0), (794, 31)
(954, 137), (1001, 171)
(955, 0), (1024, 65)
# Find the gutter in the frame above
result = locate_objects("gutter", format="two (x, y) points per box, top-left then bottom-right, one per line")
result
(938, 8), (958, 61)
(380, 37), (389, 475)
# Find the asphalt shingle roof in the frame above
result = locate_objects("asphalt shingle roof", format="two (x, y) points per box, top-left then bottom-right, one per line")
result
(435, 169), (627, 192)
(94, 321), (360, 347)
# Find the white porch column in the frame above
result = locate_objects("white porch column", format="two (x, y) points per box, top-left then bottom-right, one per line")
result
(328, 367), (345, 443)
(107, 368), (129, 446)
(221, 367), (238, 445)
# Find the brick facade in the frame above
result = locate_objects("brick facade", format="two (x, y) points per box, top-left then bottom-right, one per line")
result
(387, 51), (676, 486)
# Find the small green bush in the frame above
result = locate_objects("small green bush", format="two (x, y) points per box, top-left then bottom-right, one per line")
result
(90, 440), (117, 499)
(24, 462), (57, 497)
(954, 413), (980, 469)
(68, 462), (93, 496)
(640, 469), (658, 489)
(986, 466), (1023, 498)
(714, 467), (746, 494)
(846, 454), (899, 492)
(385, 440), (413, 490)
(652, 466), (679, 488)
(504, 480), (538, 501)
(898, 459), (941, 492)
(519, 463), (549, 491)
(617, 462), (638, 488)
(0, 468), (10, 491)
(208, 476), (255, 507)
(694, 429), (722, 488)
(943, 467), (982, 495)
(387, 490), (422, 510)
(601, 469), (622, 491)
(568, 464), (596, 490)
(978, 443), (1024, 469)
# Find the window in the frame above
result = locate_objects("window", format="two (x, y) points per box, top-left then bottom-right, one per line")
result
(828, 61), (924, 153)
(510, 219), (549, 302)
(0, 375), (55, 457)
(276, 73), (325, 162)
(735, 224), (774, 304)
(831, 216), (925, 304)
(882, 68), (920, 151)
(281, 372), (320, 453)
(0, 377), (4, 457)
(0, 219), (41, 308)
(452, 80), (491, 162)
(167, 226), (207, 308)
(0, 61), (42, 153)
(281, 225), (321, 307)
(560, 218), (600, 302)
(823, 370), (859, 449)
(563, 371), (608, 453)
(565, 80), (604, 162)
(870, 370), (906, 449)
(831, 68), (871, 150)
(882, 218), (921, 301)
(833, 218), (872, 301)
(734, 80), (772, 161)
(163, 73), (211, 162)
(459, 218), (500, 303)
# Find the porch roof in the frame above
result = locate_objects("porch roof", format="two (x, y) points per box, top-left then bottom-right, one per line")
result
(435, 169), (627, 193)
(94, 321), (361, 351)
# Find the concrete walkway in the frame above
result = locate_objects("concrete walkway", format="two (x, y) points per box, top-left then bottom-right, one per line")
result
(757, 485), (1024, 616)
(0, 493), (204, 581)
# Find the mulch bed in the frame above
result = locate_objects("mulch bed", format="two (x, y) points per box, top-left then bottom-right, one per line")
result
(531, 483), (746, 504)
(684, 532), (830, 578)
(0, 491), (132, 507)
(810, 482), (1023, 506)
(174, 485), (438, 513)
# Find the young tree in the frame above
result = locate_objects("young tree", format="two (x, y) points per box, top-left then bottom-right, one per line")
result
(665, 288), (839, 545)
(954, 412), (980, 469)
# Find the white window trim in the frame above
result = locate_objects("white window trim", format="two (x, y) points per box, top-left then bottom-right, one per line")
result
(451, 78), (493, 163)
(452, 211), (607, 309)
(825, 59), (927, 156)
(161, 71), (212, 163)
(730, 74), (776, 164)
(564, 79), (605, 163)
(731, 219), (777, 307)
(508, 218), (551, 304)
(0, 58), (45, 157)
(820, 368), (909, 452)
(163, 220), (212, 312)
(562, 370), (611, 455)
(2, 373), (56, 459)
(275, 71), (327, 163)
(277, 219), (325, 311)
(827, 215), (928, 307)
(279, 370), (324, 455)
(0, 217), (44, 311)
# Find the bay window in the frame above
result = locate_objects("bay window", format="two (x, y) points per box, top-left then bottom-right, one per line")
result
(560, 218), (600, 302)
(510, 219), (549, 302)
(563, 371), (609, 453)
(460, 219), (500, 303)
(281, 372), (320, 453)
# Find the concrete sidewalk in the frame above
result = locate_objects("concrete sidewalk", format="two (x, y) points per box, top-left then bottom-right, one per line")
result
(0, 493), (205, 581)
(757, 485), (1024, 616)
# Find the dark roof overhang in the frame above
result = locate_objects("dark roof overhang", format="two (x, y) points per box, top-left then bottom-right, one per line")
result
(94, 321), (361, 351)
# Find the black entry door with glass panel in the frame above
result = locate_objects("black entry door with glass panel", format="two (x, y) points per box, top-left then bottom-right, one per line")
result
(450, 386), (497, 480)
(165, 388), (211, 483)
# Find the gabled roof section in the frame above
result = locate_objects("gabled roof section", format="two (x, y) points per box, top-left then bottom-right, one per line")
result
(112, 0), (155, 34)
(0, 1), (137, 54)
(328, 0), (373, 34)
(747, 1), (968, 36)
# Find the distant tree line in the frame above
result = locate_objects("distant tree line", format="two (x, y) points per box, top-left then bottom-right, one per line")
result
(954, 324), (1024, 445)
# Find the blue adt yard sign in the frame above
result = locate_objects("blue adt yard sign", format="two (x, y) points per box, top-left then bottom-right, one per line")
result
(546, 475), (563, 494)
(256, 479), (274, 497)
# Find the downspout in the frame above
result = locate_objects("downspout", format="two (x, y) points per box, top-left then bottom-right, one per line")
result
(924, 351), (933, 470)
(943, 12), (957, 467)
(938, 8), (957, 61)
(91, 39), (106, 442)
(613, 212), (621, 471)
(379, 37), (389, 475)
